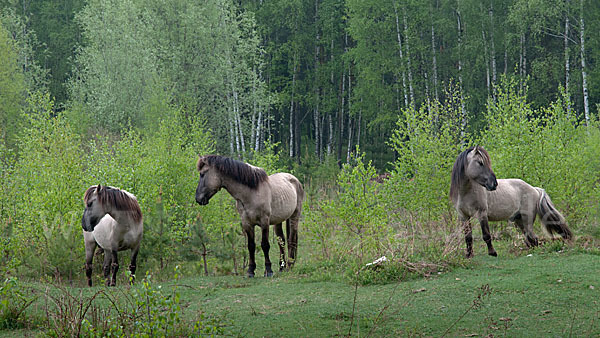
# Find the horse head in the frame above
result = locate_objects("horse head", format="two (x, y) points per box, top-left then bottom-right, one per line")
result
(82, 185), (108, 232)
(465, 146), (497, 191)
(195, 156), (222, 205)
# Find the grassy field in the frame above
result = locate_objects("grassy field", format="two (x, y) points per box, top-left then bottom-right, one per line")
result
(2, 242), (599, 337)
(188, 248), (599, 337)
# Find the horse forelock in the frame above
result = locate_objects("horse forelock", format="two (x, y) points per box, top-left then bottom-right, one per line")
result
(202, 155), (268, 189)
(474, 146), (491, 168)
(97, 186), (142, 222)
(83, 186), (96, 204)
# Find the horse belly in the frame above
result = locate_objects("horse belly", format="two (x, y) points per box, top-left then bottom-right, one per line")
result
(486, 185), (520, 221)
(268, 174), (298, 225)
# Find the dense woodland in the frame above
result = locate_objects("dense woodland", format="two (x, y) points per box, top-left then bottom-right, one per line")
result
(1, 0), (599, 167)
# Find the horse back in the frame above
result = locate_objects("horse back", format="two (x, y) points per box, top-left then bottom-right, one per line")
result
(486, 179), (539, 221)
(267, 173), (304, 225)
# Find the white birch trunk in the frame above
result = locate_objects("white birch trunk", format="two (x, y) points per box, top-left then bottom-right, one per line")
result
(456, 6), (466, 138)
(489, 1), (497, 85)
(564, 1), (571, 113)
(289, 60), (297, 158)
(327, 114), (333, 156)
(580, 0), (589, 125)
(403, 8), (415, 108)
(228, 112), (235, 155)
(431, 22), (439, 102)
(394, 3), (409, 108)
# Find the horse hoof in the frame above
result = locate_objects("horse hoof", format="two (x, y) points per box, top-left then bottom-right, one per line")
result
(247, 273), (255, 278)
(466, 253), (474, 259)
(489, 251), (498, 257)
(265, 271), (273, 277)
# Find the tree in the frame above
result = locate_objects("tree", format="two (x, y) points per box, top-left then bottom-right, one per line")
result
(0, 21), (25, 149)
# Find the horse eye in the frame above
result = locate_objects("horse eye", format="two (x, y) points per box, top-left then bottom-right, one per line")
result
(478, 161), (483, 166)
(200, 172), (205, 178)
(87, 201), (93, 208)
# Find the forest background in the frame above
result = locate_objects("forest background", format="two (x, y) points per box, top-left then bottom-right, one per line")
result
(0, 0), (599, 300)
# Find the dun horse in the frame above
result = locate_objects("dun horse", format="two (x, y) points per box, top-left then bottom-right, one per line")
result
(195, 155), (304, 277)
(82, 185), (143, 286)
(450, 146), (572, 258)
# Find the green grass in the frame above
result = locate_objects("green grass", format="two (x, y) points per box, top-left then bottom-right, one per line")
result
(2, 242), (599, 337)
(179, 248), (599, 337)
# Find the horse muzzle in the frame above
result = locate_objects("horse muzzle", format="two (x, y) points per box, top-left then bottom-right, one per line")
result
(485, 178), (498, 191)
(196, 196), (209, 205)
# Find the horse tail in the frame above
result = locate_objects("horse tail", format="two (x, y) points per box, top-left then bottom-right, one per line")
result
(535, 188), (573, 241)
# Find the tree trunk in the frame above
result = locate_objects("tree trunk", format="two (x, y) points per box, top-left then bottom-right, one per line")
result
(403, 7), (415, 108)
(314, 0), (321, 160)
(489, 1), (497, 85)
(456, 5), (466, 138)
(393, 2), (409, 109)
(431, 21), (439, 102)
(202, 243), (208, 276)
(289, 59), (297, 157)
(564, 0), (571, 113)
(580, 0), (589, 125)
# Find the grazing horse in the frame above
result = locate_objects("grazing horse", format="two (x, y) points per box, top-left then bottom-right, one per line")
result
(450, 146), (572, 258)
(81, 185), (143, 286)
(195, 155), (304, 277)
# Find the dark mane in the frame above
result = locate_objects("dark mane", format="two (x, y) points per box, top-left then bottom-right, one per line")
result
(197, 155), (268, 189)
(84, 186), (143, 222)
(449, 146), (491, 202)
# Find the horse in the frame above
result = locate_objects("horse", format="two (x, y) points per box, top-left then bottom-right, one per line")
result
(449, 146), (573, 258)
(195, 155), (304, 278)
(81, 185), (143, 286)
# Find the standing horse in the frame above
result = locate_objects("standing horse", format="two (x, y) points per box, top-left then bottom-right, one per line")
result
(450, 146), (572, 258)
(82, 185), (143, 286)
(195, 155), (304, 277)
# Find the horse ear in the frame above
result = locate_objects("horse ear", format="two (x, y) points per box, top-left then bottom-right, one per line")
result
(197, 155), (206, 171)
(97, 185), (103, 194)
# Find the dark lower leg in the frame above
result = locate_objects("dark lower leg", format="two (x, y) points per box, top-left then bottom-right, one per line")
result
(261, 227), (273, 277)
(274, 223), (286, 271)
(110, 251), (119, 286)
(480, 219), (497, 257)
(103, 252), (112, 286)
(85, 262), (93, 287)
(288, 222), (298, 269)
(245, 229), (256, 277)
(463, 222), (473, 258)
(129, 250), (138, 284)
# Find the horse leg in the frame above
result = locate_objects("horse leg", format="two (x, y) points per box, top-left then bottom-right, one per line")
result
(244, 225), (256, 278)
(287, 215), (299, 269)
(478, 217), (497, 257)
(85, 241), (97, 287)
(102, 250), (112, 286)
(260, 226), (273, 277)
(110, 250), (119, 287)
(514, 214), (539, 247)
(129, 247), (139, 285)
(274, 223), (286, 271)
(462, 218), (474, 258)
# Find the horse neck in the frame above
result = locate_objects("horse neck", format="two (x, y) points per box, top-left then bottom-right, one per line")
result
(220, 175), (258, 204)
(107, 208), (140, 228)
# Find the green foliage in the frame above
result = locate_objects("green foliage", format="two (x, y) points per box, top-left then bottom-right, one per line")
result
(305, 150), (390, 266)
(0, 277), (35, 330)
(386, 87), (465, 222)
(82, 270), (223, 337)
(481, 77), (600, 226)
(0, 20), (25, 149)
